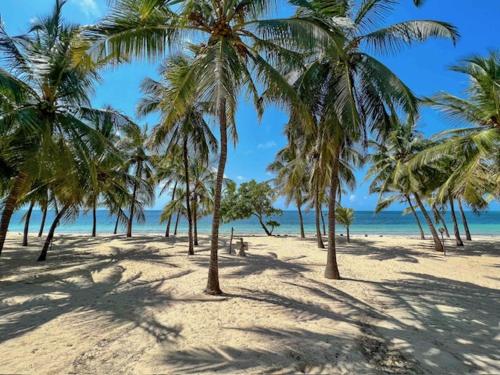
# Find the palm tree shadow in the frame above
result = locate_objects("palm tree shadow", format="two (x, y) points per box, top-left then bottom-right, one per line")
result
(0, 247), (183, 345)
(339, 238), (444, 263)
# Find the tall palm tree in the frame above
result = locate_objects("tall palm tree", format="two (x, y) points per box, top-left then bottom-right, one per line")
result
(289, 0), (456, 278)
(86, 107), (134, 237)
(139, 55), (217, 254)
(84, 0), (314, 294)
(416, 52), (499, 207)
(368, 120), (444, 250)
(154, 150), (184, 237)
(0, 0), (117, 255)
(268, 145), (309, 239)
(119, 122), (155, 238)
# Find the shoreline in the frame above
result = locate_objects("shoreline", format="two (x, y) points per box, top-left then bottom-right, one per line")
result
(14, 231), (500, 239)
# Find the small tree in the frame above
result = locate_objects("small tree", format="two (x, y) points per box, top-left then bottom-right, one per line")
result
(221, 180), (282, 237)
(336, 207), (354, 243)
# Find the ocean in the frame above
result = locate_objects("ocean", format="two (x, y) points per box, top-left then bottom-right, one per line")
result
(8, 209), (500, 236)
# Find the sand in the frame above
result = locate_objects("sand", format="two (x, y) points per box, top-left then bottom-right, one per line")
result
(0, 232), (499, 374)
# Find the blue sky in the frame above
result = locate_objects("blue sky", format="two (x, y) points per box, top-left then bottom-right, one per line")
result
(1, 0), (498, 210)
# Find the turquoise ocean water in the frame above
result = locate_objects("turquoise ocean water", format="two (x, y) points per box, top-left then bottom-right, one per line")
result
(8, 210), (500, 236)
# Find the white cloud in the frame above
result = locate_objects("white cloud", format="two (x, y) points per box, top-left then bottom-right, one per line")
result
(75, 0), (100, 17)
(257, 141), (277, 150)
(237, 176), (245, 181)
(349, 194), (356, 202)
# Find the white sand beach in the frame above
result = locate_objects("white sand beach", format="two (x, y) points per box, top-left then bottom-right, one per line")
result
(0, 233), (499, 374)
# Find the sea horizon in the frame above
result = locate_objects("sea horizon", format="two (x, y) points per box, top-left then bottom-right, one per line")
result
(10, 209), (500, 236)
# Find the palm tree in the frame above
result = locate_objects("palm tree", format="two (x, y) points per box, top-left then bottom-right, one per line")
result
(83, 107), (135, 237)
(154, 151), (183, 238)
(368, 120), (444, 250)
(139, 55), (217, 254)
(84, 0), (314, 294)
(290, 0), (456, 278)
(119, 122), (155, 238)
(416, 52), (499, 208)
(336, 206), (354, 243)
(268, 145), (309, 239)
(190, 160), (217, 246)
(0, 0), (116, 255)
(457, 199), (472, 241)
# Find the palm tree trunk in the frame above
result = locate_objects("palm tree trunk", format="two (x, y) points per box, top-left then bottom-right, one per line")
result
(297, 199), (305, 239)
(325, 148), (341, 279)
(315, 184), (325, 249)
(406, 195), (425, 240)
(458, 199), (472, 241)
(433, 207), (450, 238)
(127, 164), (141, 238)
(206, 98), (226, 295)
(38, 205), (47, 237)
(228, 227), (234, 254)
(346, 225), (350, 243)
(449, 198), (464, 246)
(193, 195), (199, 246)
(91, 198), (97, 237)
(165, 182), (178, 237)
(414, 193), (444, 252)
(22, 200), (35, 247)
(320, 205), (326, 235)
(174, 209), (180, 235)
(0, 172), (29, 255)
(38, 204), (69, 262)
(183, 137), (194, 255)
(113, 214), (119, 235)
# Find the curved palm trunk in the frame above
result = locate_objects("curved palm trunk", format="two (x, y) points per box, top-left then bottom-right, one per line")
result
(320, 205), (326, 236)
(113, 214), (119, 235)
(22, 200), (35, 247)
(297, 199), (305, 239)
(165, 182), (178, 237)
(91, 199), (97, 237)
(174, 209), (180, 235)
(38, 205), (48, 237)
(325, 148), (341, 279)
(206, 99), (227, 295)
(37, 204), (69, 262)
(449, 198), (464, 247)
(414, 193), (444, 252)
(0, 172), (29, 255)
(458, 199), (472, 241)
(193, 195), (199, 246)
(127, 163), (141, 238)
(183, 137), (194, 255)
(315, 184), (325, 249)
(433, 207), (450, 238)
(406, 195), (425, 240)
